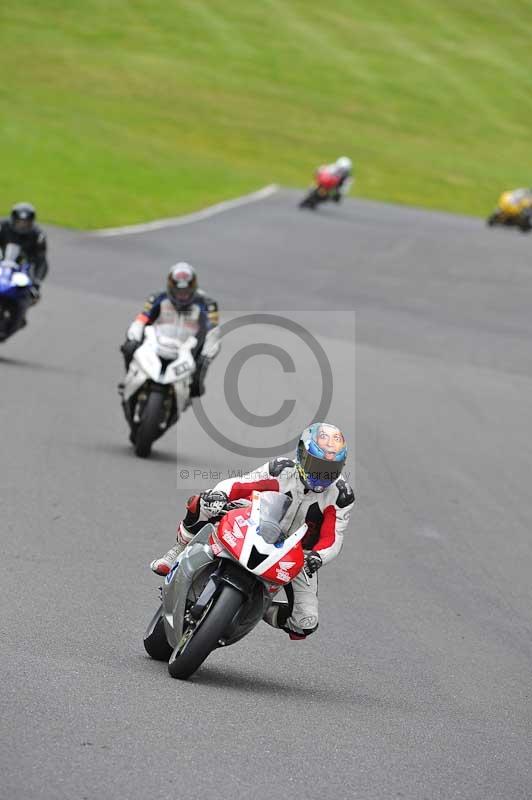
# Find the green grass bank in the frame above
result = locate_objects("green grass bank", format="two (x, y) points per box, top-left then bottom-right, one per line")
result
(2, 1), (532, 227)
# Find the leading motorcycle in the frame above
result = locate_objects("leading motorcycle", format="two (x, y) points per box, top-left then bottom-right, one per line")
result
(0, 244), (34, 342)
(119, 327), (197, 458)
(143, 491), (308, 679)
(299, 167), (342, 210)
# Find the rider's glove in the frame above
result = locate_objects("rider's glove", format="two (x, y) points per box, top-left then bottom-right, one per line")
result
(304, 551), (323, 577)
(200, 490), (229, 519)
(127, 320), (145, 342)
(121, 339), (140, 360)
(201, 328), (221, 360)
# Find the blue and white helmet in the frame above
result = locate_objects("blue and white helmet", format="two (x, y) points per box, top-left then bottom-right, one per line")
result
(296, 422), (347, 492)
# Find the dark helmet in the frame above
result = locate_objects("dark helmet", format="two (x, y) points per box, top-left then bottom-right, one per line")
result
(10, 202), (36, 235)
(296, 422), (347, 492)
(167, 262), (198, 310)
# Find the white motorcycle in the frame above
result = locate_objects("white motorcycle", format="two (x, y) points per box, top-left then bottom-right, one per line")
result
(120, 327), (197, 458)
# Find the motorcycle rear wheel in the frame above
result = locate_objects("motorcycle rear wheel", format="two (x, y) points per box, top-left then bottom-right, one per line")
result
(168, 584), (244, 680)
(135, 391), (165, 458)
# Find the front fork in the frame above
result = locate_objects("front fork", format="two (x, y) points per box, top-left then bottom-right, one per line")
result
(185, 559), (264, 646)
(120, 383), (176, 430)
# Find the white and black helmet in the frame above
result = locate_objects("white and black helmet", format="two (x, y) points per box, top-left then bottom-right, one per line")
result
(167, 262), (198, 310)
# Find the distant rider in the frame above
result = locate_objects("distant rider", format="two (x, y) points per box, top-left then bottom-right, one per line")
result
(0, 202), (48, 333)
(318, 156), (353, 202)
(121, 262), (220, 398)
(151, 422), (355, 640)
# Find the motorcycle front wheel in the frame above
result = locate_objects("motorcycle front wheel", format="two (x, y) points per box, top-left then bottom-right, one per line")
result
(135, 391), (165, 458)
(518, 213), (532, 233)
(168, 584), (244, 680)
(299, 190), (319, 209)
(0, 302), (13, 342)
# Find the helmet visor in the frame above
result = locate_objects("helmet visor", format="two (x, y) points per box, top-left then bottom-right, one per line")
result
(13, 218), (33, 234)
(173, 286), (194, 304)
(298, 449), (345, 490)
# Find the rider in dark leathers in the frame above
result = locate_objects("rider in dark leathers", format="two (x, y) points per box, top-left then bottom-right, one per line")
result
(0, 203), (48, 335)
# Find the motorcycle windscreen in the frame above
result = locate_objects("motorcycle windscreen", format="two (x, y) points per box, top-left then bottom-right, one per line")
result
(257, 491), (291, 544)
(155, 329), (181, 360)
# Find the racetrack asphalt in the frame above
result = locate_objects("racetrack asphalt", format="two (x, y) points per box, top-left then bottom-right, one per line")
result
(2, 189), (532, 800)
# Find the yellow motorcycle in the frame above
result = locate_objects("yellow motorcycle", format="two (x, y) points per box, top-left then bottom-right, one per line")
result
(487, 188), (532, 232)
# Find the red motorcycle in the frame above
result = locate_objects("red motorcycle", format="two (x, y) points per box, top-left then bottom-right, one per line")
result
(299, 167), (342, 209)
(143, 491), (307, 679)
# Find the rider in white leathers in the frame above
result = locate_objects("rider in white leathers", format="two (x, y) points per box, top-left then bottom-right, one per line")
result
(151, 423), (355, 639)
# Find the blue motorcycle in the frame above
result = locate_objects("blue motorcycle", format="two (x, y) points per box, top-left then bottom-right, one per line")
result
(0, 244), (34, 342)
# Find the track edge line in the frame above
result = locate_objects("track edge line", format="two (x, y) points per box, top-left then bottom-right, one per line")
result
(91, 184), (280, 238)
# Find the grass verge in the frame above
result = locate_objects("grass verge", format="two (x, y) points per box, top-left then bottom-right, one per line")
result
(1, 1), (532, 227)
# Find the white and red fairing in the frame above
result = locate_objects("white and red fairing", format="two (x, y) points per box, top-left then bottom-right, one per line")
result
(208, 491), (306, 590)
(315, 166), (341, 190)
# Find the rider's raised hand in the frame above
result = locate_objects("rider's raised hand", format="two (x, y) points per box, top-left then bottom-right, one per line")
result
(200, 490), (229, 518)
(127, 320), (145, 342)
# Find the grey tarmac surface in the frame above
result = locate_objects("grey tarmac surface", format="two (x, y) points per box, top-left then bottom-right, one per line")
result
(2, 189), (532, 800)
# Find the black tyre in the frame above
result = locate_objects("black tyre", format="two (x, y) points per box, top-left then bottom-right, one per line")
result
(299, 190), (318, 209)
(486, 212), (500, 227)
(168, 584), (244, 680)
(518, 212), (532, 233)
(0, 303), (13, 341)
(143, 607), (173, 661)
(135, 391), (164, 458)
